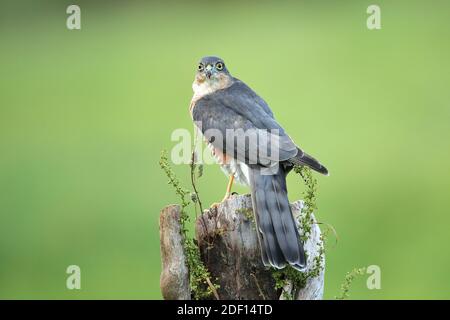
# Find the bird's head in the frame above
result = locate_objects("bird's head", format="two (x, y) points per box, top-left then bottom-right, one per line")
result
(195, 56), (231, 84)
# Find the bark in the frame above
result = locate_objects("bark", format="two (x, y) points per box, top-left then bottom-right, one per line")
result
(159, 205), (190, 300)
(159, 194), (325, 300)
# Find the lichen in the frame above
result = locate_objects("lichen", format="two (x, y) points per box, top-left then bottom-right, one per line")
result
(236, 207), (255, 230)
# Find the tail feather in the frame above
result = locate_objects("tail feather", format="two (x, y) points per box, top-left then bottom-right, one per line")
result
(292, 150), (329, 175)
(254, 187), (284, 266)
(249, 166), (306, 271)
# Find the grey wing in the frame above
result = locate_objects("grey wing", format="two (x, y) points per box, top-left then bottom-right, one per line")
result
(231, 79), (274, 118)
(192, 81), (298, 166)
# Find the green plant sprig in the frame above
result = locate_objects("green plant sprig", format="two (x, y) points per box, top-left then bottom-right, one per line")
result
(335, 267), (367, 300)
(159, 150), (219, 299)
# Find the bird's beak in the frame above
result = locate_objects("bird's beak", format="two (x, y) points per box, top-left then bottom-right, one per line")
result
(205, 64), (213, 79)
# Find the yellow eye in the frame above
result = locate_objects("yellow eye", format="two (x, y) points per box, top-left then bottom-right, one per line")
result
(216, 62), (224, 71)
(198, 64), (204, 71)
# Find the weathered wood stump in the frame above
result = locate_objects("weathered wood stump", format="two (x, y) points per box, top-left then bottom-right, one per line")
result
(159, 205), (190, 300)
(159, 194), (324, 300)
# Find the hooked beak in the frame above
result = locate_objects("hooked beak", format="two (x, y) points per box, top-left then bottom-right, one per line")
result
(205, 64), (214, 79)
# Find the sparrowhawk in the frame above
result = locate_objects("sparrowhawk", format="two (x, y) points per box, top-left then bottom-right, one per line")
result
(190, 56), (328, 271)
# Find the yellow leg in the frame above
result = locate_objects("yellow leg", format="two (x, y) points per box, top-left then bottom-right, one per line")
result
(221, 174), (235, 202)
(211, 175), (235, 209)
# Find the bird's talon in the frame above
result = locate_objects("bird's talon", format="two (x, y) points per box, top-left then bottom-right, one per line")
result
(210, 202), (221, 209)
(210, 192), (232, 210)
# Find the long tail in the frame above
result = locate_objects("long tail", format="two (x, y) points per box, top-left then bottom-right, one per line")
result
(291, 150), (329, 176)
(249, 166), (306, 271)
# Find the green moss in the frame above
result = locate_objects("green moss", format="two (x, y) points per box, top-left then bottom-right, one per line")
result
(159, 150), (219, 300)
(236, 207), (254, 227)
(272, 266), (308, 299)
(271, 240), (325, 299)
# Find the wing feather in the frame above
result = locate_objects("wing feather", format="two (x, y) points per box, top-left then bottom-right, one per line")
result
(192, 80), (297, 166)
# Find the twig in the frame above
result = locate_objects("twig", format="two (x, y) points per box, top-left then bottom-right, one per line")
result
(190, 150), (210, 244)
(315, 221), (339, 248)
(205, 276), (220, 300)
(251, 273), (266, 300)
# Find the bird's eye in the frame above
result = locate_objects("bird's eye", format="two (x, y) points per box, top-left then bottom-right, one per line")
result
(198, 64), (204, 71)
(215, 62), (224, 71)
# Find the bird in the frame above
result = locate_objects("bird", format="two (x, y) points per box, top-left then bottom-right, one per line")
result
(189, 56), (328, 271)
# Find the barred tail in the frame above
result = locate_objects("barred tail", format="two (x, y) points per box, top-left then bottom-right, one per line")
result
(249, 166), (306, 271)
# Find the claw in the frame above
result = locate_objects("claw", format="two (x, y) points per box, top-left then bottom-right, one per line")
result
(210, 201), (221, 209)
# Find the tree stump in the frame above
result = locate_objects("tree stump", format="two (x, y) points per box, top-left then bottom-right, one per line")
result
(159, 205), (191, 300)
(159, 194), (325, 300)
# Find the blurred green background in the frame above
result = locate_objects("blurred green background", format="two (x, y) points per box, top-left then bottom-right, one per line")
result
(1, 0), (450, 299)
